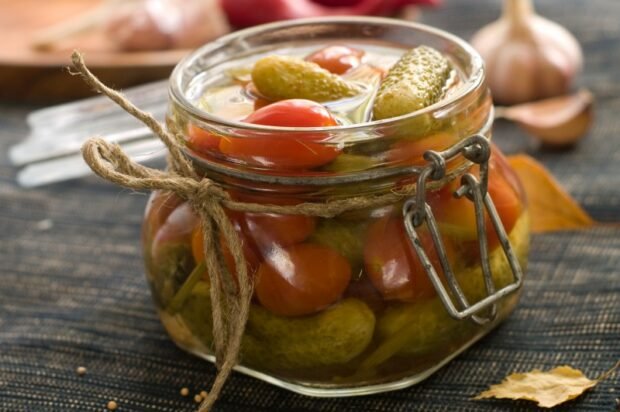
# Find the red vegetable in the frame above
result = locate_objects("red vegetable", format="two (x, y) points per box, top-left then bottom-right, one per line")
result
(221, 0), (441, 28)
(255, 243), (352, 316)
(426, 145), (524, 255)
(364, 216), (456, 302)
(219, 99), (341, 170)
(306, 45), (364, 74)
(191, 216), (261, 283)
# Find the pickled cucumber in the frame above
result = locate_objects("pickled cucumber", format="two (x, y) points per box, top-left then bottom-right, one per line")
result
(373, 46), (452, 120)
(323, 153), (378, 173)
(252, 55), (361, 102)
(308, 219), (367, 268)
(159, 311), (201, 352)
(147, 242), (194, 307)
(243, 298), (375, 369)
(458, 211), (530, 302)
(362, 298), (470, 370)
(178, 281), (213, 347)
(175, 280), (376, 370)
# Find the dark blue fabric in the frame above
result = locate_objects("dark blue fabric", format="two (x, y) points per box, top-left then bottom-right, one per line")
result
(1, 1), (619, 410)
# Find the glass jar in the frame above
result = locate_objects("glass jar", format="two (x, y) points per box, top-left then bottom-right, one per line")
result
(142, 17), (529, 396)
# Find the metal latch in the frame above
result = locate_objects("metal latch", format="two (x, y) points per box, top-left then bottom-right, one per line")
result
(402, 134), (524, 325)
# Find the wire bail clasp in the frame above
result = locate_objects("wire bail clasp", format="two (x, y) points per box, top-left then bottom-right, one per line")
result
(402, 134), (524, 325)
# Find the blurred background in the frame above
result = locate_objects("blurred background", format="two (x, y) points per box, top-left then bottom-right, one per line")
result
(0, 0), (442, 102)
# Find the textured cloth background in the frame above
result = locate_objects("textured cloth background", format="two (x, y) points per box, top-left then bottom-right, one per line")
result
(1, 0), (619, 410)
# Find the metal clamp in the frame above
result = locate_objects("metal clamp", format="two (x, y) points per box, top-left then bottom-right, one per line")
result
(402, 134), (524, 325)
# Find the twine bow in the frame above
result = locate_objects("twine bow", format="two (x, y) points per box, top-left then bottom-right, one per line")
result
(71, 51), (464, 411)
(73, 51), (256, 411)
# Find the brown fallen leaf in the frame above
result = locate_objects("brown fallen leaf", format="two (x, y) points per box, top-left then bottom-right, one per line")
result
(474, 362), (619, 408)
(507, 154), (594, 233)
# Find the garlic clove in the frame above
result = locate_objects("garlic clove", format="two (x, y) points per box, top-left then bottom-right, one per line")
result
(496, 89), (594, 147)
(471, 0), (583, 105)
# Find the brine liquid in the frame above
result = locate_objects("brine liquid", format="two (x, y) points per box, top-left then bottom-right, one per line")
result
(186, 42), (463, 126)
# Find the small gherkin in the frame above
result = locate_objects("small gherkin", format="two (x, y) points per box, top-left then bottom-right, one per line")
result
(308, 218), (367, 267)
(373, 46), (452, 120)
(175, 280), (376, 370)
(251, 55), (361, 102)
(243, 298), (375, 369)
(178, 281), (213, 346)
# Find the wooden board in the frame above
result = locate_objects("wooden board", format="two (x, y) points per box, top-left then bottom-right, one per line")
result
(0, 0), (190, 102)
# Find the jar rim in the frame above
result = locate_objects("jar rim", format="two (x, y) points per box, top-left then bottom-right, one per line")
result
(169, 16), (485, 134)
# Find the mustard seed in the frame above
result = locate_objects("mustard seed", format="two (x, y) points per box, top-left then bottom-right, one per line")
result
(107, 400), (118, 410)
(76, 366), (87, 376)
(180, 387), (189, 397)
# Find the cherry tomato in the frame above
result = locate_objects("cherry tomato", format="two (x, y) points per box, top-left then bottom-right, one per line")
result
(306, 45), (364, 74)
(364, 216), (455, 302)
(219, 99), (341, 170)
(143, 191), (184, 243)
(427, 181), (478, 242)
(427, 145), (523, 253)
(255, 243), (352, 316)
(243, 212), (316, 251)
(152, 203), (198, 250)
(485, 150), (523, 241)
(489, 144), (526, 203)
(191, 218), (260, 283)
(150, 203), (199, 274)
(386, 133), (460, 167)
(226, 190), (317, 252)
(243, 98), (338, 128)
(186, 123), (222, 155)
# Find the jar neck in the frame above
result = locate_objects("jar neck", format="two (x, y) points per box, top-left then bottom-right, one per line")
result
(168, 81), (492, 198)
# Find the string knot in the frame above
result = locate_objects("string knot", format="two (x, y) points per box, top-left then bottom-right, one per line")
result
(191, 178), (226, 208)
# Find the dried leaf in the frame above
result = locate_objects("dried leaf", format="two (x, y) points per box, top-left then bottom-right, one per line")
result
(474, 362), (619, 408)
(507, 154), (594, 233)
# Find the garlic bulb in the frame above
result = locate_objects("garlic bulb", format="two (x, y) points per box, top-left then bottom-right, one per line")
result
(104, 0), (230, 51)
(471, 0), (583, 105)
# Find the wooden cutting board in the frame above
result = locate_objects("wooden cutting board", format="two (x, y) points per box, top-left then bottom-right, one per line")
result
(0, 0), (190, 102)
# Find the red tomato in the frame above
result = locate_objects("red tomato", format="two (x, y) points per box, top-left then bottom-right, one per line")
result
(306, 45), (364, 74)
(191, 219), (260, 283)
(151, 203), (199, 265)
(364, 216), (455, 302)
(485, 158), (523, 241)
(243, 212), (316, 251)
(186, 123), (221, 155)
(152, 203), (198, 246)
(224, 191), (317, 253)
(255, 243), (352, 316)
(148, 203), (198, 283)
(427, 145), (523, 254)
(143, 191), (184, 243)
(219, 99), (341, 170)
(427, 181), (478, 242)
(488, 144), (526, 203)
(243, 98), (338, 128)
(386, 133), (460, 167)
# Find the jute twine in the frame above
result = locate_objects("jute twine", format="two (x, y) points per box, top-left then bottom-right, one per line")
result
(71, 51), (462, 411)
